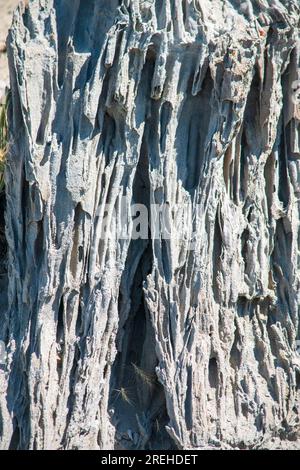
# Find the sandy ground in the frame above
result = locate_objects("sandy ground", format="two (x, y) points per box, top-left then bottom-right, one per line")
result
(0, 0), (20, 101)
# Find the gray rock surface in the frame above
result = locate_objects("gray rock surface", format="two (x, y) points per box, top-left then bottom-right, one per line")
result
(0, 0), (19, 102)
(0, 0), (300, 450)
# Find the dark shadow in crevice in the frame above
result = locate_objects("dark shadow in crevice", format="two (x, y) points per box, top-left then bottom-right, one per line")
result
(108, 108), (173, 449)
(175, 66), (213, 194)
(0, 191), (7, 276)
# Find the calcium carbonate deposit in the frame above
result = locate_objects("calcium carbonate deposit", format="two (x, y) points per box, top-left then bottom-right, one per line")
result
(0, 0), (299, 450)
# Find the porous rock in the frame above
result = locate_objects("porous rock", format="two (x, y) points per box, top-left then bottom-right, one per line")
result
(0, 0), (300, 450)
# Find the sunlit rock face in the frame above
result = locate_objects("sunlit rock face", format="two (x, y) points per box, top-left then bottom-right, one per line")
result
(0, 0), (300, 450)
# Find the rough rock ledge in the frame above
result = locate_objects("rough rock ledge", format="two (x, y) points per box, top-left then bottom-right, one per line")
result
(0, 0), (300, 450)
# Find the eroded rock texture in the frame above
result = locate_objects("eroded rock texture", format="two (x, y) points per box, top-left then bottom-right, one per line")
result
(0, 0), (300, 450)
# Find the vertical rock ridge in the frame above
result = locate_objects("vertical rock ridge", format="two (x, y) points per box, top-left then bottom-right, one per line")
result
(0, 0), (299, 450)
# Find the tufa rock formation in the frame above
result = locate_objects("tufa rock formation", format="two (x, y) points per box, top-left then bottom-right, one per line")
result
(0, 0), (300, 450)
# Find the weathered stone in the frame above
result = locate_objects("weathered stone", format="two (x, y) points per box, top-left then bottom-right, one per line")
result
(0, 0), (300, 450)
